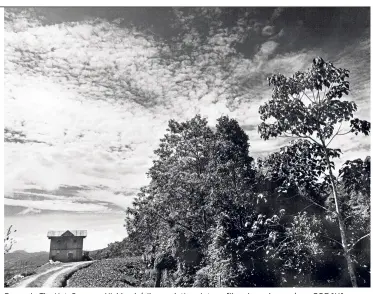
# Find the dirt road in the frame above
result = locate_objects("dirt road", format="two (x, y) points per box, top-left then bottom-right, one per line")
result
(13, 261), (93, 288)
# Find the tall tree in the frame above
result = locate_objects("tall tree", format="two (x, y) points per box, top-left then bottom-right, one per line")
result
(258, 57), (370, 287)
(125, 115), (257, 286)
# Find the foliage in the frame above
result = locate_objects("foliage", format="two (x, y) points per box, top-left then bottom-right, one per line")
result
(258, 56), (370, 287)
(259, 140), (331, 212)
(338, 156), (370, 285)
(259, 57), (370, 142)
(269, 212), (324, 286)
(90, 237), (141, 260)
(82, 251), (93, 261)
(119, 58), (370, 287)
(339, 156), (370, 197)
(67, 257), (145, 288)
(4, 225), (16, 254)
(125, 114), (258, 286)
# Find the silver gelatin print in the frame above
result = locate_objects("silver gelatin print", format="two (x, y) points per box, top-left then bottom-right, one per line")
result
(4, 7), (370, 289)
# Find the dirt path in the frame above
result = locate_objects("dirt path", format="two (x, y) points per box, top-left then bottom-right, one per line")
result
(42, 261), (93, 287)
(13, 261), (93, 288)
(13, 264), (72, 288)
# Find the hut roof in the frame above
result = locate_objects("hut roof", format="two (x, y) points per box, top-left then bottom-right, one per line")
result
(47, 230), (87, 238)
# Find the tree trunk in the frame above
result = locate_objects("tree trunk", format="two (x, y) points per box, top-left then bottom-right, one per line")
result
(325, 154), (358, 287)
(154, 269), (162, 287)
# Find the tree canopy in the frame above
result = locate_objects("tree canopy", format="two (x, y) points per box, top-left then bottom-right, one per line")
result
(122, 58), (370, 287)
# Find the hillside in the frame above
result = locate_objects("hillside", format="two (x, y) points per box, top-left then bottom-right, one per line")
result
(5, 250), (49, 265)
(88, 238), (140, 260)
(4, 250), (50, 281)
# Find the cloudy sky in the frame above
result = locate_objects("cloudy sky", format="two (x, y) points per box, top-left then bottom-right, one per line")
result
(4, 7), (370, 252)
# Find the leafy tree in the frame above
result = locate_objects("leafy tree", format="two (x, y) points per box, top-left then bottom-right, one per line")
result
(125, 114), (257, 286)
(258, 57), (370, 287)
(253, 144), (341, 285)
(254, 146), (370, 286)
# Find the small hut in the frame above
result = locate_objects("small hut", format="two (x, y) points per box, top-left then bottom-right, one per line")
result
(47, 230), (87, 262)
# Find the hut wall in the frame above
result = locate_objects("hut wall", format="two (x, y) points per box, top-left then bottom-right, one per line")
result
(49, 236), (84, 262)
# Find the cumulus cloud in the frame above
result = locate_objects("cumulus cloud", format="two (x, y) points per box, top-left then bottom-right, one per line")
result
(256, 41), (279, 59)
(262, 25), (275, 36)
(270, 7), (285, 22)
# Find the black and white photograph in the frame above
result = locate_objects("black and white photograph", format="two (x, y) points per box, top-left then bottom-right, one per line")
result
(3, 6), (371, 288)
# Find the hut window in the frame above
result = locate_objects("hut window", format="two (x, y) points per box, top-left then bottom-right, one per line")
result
(73, 239), (77, 243)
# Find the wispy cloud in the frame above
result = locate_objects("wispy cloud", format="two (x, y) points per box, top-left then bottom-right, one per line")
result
(18, 207), (42, 215)
(5, 198), (110, 213)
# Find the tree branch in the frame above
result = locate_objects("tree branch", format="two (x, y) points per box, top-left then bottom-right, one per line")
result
(303, 91), (314, 104)
(343, 215), (353, 224)
(298, 203), (315, 214)
(294, 182), (332, 213)
(273, 236), (290, 252)
(299, 194), (332, 213)
(348, 233), (370, 252)
(321, 86), (327, 103)
(326, 122), (343, 147)
(336, 130), (352, 136)
(320, 235), (343, 248)
(279, 132), (321, 146)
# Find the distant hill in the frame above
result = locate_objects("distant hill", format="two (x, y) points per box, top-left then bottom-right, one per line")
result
(4, 250), (49, 280)
(5, 250), (49, 265)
